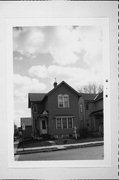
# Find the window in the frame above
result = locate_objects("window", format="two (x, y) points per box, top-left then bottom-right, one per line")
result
(58, 95), (64, 108)
(58, 94), (69, 108)
(68, 117), (73, 128)
(56, 116), (73, 129)
(56, 118), (62, 129)
(64, 95), (69, 108)
(80, 104), (83, 112)
(62, 118), (67, 129)
(42, 120), (46, 129)
(33, 104), (37, 113)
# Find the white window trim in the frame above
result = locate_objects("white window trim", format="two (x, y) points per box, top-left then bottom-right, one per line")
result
(56, 116), (74, 129)
(67, 117), (73, 129)
(56, 118), (62, 129)
(58, 94), (69, 108)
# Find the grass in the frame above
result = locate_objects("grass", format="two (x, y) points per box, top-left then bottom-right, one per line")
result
(17, 137), (103, 149)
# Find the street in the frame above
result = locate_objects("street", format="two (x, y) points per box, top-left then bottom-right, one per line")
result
(15, 145), (104, 161)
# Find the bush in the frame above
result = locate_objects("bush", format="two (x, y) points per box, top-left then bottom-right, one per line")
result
(63, 139), (68, 144)
(40, 134), (51, 140)
(80, 128), (88, 138)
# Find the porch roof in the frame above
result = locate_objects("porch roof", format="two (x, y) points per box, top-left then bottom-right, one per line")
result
(28, 93), (46, 107)
(94, 92), (103, 101)
(79, 93), (97, 101)
(90, 109), (103, 116)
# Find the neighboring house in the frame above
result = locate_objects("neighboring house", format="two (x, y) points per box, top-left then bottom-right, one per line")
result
(78, 92), (103, 135)
(21, 117), (32, 138)
(28, 81), (81, 139)
(90, 92), (103, 134)
(28, 81), (103, 139)
(78, 93), (97, 131)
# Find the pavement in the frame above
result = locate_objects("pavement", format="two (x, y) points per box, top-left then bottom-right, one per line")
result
(15, 140), (104, 155)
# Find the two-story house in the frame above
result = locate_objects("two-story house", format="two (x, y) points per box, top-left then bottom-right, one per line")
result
(78, 92), (103, 135)
(90, 92), (103, 135)
(28, 81), (81, 139)
(28, 81), (103, 139)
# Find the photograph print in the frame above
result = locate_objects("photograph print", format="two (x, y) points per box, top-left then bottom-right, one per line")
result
(13, 25), (104, 161)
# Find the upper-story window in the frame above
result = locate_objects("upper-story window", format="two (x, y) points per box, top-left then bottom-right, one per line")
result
(33, 104), (37, 113)
(58, 95), (64, 108)
(58, 94), (69, 108)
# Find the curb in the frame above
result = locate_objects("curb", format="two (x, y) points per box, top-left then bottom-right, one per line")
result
(15, 141), (104, 155)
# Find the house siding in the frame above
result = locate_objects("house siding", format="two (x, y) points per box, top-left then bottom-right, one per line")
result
(85, 102), (95, 131)
(95, 99), (103, 111)
(47, 85), (80, 137)
(28, 82), (103, 139)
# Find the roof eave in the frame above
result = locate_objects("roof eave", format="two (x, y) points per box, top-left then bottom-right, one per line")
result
(46, 81), (80, 98)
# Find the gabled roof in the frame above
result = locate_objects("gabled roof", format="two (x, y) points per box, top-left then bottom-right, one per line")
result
(46, 81), (80, 98)
(79, 93), (97, 101)
(90, 109), (103, 116)
(94, 91), (103, 101)
(28, 81), (80, 108)
(28, 93), (46, 108)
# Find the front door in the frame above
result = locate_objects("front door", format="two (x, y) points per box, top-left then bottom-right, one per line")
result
(40, 119), (47, 134)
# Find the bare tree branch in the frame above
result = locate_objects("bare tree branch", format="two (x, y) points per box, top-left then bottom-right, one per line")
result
(78, 83), (103, 94)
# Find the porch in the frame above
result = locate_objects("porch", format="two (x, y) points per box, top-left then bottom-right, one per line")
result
(90, 109), (103, 136)
(33, 110), (49, 138)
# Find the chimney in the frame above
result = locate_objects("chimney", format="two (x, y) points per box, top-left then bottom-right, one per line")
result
(53, 78), (57, 88)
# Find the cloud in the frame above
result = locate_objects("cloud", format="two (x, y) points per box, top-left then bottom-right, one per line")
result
(14, 108), (31, 127)
(13, 26), (102, 66)
(14, 74), (47, 126)
(28, 65), (48, 79)
(14, 74), (46, 101)
(28, 64), (103, 89)
(13, 27), (45, 54)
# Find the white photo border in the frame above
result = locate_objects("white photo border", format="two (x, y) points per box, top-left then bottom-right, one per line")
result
(6, 17), (111, 168)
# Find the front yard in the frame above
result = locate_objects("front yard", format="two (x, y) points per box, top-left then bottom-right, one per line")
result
(17, 137), (103, 149)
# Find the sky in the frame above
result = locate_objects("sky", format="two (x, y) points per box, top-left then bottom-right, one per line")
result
(13, 26), (103, 127)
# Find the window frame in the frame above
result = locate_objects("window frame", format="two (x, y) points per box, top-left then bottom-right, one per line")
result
(63, 94), (69, 108)
(42, 120), (46, 130)
(58, 94), (69, 108)
(56, 117), (62, 129)
(56, 116), (73, 129)
(33, 104), (37, 113)
(58, 94), (64, 108)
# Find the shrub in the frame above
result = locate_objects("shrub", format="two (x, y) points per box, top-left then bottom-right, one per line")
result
(40, 134), (51, 140)
(80, 128), (88, 138)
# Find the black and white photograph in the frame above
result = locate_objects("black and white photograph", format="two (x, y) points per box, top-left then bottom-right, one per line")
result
(13, 25), (104, 161)
(0, 1), (118, 179)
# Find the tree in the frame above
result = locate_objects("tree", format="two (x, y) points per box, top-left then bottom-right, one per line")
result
(78, 83), (103, 94)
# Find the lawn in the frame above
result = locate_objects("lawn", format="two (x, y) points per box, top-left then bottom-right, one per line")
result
(17, 137), (103, 149)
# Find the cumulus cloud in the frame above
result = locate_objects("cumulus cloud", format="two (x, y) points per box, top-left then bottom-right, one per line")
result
(14, 74), (47, 126)
(13, 27), (45, 54)
(14, 108), (31, 127)
(13, 26), (102, 66)
(28, 64), (103, 89)
(13, 26), (103, 126)
(14, 74), (46, 101)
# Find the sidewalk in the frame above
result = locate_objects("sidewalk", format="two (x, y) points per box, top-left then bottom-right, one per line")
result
(15, 140), (104, 155)
(14, 140), (19, 154)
